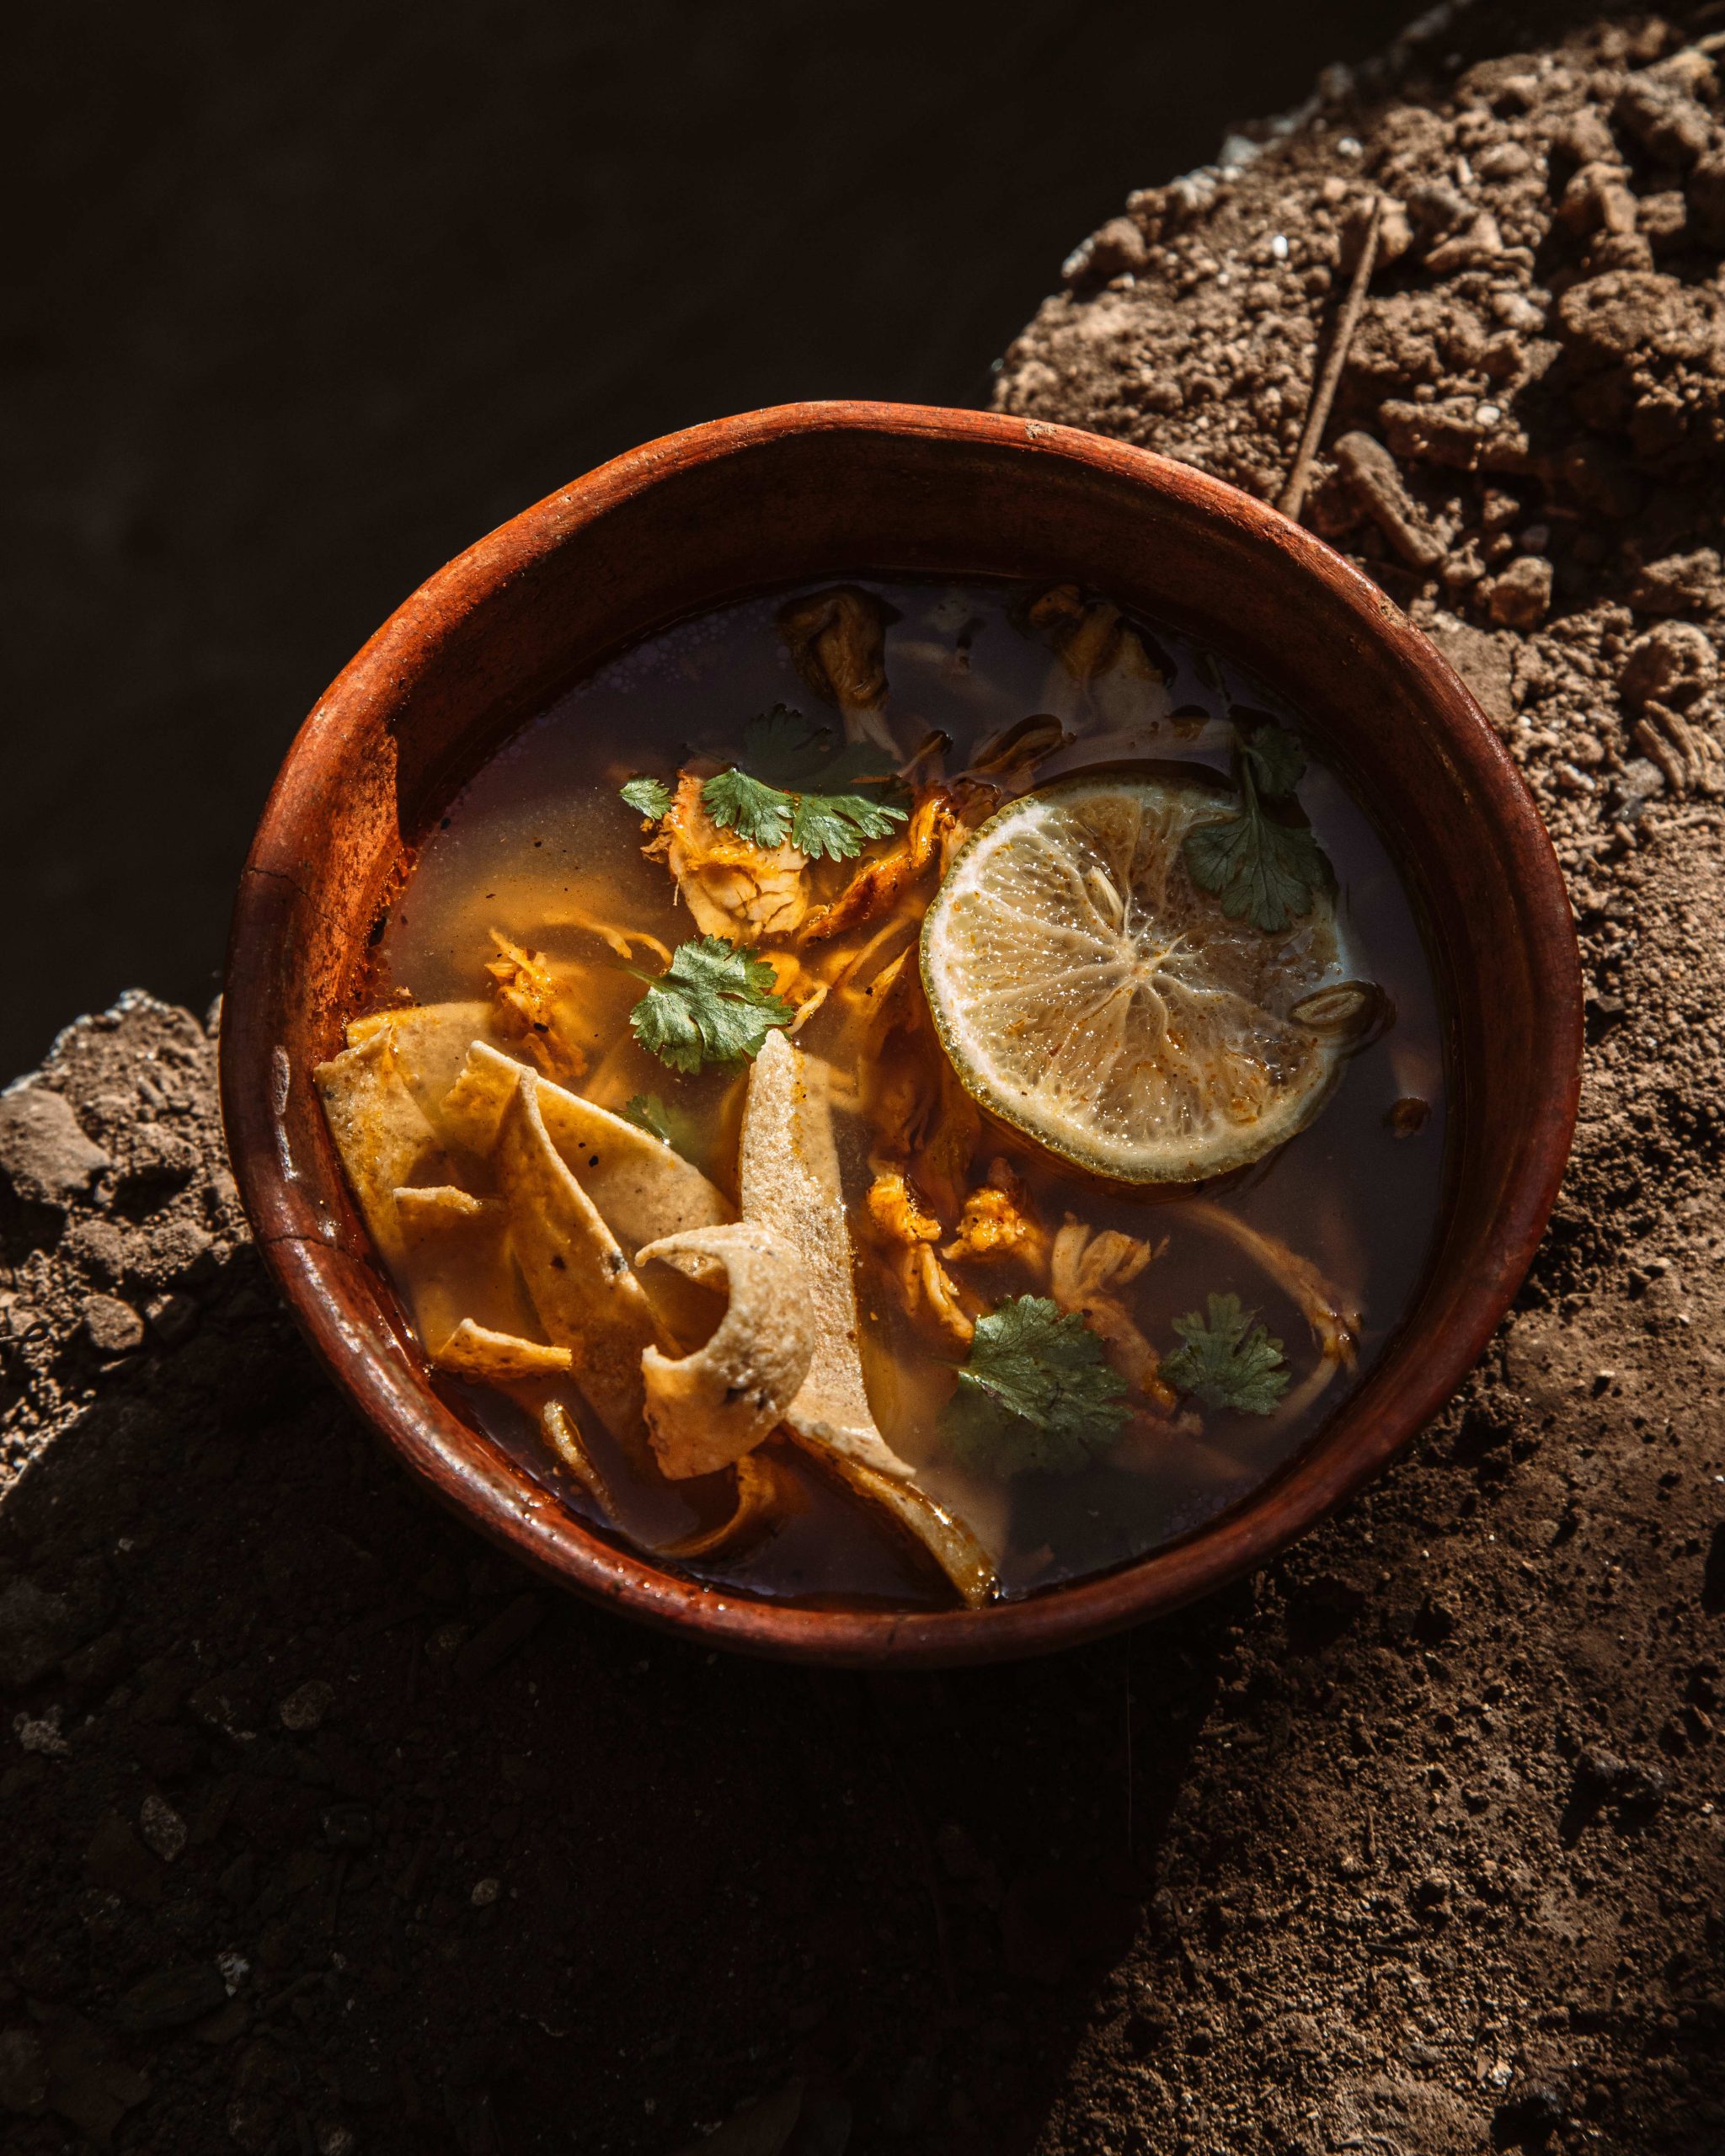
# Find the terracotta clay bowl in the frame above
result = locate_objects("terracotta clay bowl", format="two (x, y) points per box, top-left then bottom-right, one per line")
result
(220, 400), (1581, 1667)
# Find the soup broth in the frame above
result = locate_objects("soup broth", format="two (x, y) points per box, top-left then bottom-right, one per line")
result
(323, 577), (1446, 1610)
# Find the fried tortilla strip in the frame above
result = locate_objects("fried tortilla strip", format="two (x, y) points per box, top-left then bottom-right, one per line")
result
(739, 1031), (912, 1478)
(657, 1448), (790, 1561)
(540, 1397), (617, 1517)
(313, 1029), (447, 1267)
(393, 1183), (540, 1354)
(635, 1223), (817, 1480)
(432, 1318), (575, 1385)
(441, 1041), (730, 1256)
(788, 1434), (997, 1609)
(495, 1071), (666, 1449)
(346, 1002), (509, 1133)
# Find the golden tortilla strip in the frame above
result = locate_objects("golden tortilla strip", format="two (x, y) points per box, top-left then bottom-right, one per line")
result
(657, 1448), (789, 1561)
(313, 1029), (447, 1267)
(738, 1030), (912, 1480)
(345, 1001), (507, 1134)
(495, 1071), (665, 1449)
(787, 1432), (997, 1609)
(441, 1042), (729, 1255)
(635, 1224), (816, 1480)
(540, 1397), (617, 1517)
(393, 1184), (540, 1358)
(431, 1318), (574, 1384)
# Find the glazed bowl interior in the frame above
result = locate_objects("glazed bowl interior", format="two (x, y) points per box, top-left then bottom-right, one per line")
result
(220, 401), (1580, 1666)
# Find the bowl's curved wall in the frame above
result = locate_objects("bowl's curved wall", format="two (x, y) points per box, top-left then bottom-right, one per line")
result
(219, 402), (1581, 1666)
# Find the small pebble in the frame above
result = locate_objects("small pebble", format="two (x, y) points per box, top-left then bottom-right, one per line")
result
(82, 1294), (146, 1356)
(278, 1679), (334, 1733)
(471, 1876), (501, 1907)
(139, 1792), (187, 1863)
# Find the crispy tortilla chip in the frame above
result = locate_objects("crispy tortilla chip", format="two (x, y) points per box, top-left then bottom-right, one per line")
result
(313, 1030), (447, 1266)
(541, 1397), (617, 1517)
(432, 1318), (574, 1384)
(442, 1042), (729, 1255)
(789, 1434), (997, 1608)
(657, 1448), (789, 1561)
(739, 1030), (912, 1479)
(635, 1223), (816, 1480)
(495, 1071), (665, 1449)
(392, 1183), (540, 1356)
(345, 1002), (508, 1136)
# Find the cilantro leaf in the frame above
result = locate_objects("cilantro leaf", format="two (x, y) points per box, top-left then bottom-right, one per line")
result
(620, 1092), (700, 1160)
(628, 937), (796, 1075)
(620, 776), (673, 820)
(701, 767), (794, 849)
(1238, 720), (1306, 799)
(1161, 1293), (1290, 1415)
(1183, 728), (1329, 934)
(942, 1295), (1130, 1479)
(699, 704), (909, 862)
(789, 790), (908, 861)
(741, 705), (897, 792)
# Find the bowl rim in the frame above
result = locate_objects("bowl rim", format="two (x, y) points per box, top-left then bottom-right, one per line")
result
(220, 398), (1582, 1666)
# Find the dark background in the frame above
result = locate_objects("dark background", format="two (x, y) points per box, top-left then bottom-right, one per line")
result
(6, 0), (1426, 1081)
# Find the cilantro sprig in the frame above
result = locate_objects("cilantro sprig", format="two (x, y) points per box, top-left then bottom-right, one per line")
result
(1183, 720), (1329, 935)
(702, 706), (909, 862)
(628, 937), (796, 1075)
(1161, 1293), (1290, 1416)
(619, 776), (673, 820)
(942, 1295), (1130, 1479)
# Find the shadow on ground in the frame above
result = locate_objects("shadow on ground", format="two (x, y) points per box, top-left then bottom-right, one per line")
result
(1, 1237), (1240, 2154)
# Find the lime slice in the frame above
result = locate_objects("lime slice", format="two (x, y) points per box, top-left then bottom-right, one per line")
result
(919, 771), (1356, 1184)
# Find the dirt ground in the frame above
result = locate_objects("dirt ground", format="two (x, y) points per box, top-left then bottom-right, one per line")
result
(4, 3), (1725, 2153)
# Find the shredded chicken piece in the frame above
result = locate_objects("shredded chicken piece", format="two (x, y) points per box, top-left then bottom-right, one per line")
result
(484, 931), (587, 1081)
(1024, 584), (1172, 733)
(647, 771), (809, 942)
(856, 960), (980, 1225)
(1049, 1216), (1177, 1410)
(863, 1170), (978, 1350)
(777, 584), (900, 752)
(866, 1169), (941, 1249)
(799, 787), (959, 945)
(967, 713), (1068, 789)
(553, 910), (674, 965)
(910, 1243), (976, 1350)
(942, 1160), (1048, 1275)
(1183, 1201), (1361, 1365)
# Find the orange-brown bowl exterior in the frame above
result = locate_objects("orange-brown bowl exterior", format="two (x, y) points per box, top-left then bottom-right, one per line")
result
(219, 402), (1581, 1667)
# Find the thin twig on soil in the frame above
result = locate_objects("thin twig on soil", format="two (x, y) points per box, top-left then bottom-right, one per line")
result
(1278, 195), (1382, 524)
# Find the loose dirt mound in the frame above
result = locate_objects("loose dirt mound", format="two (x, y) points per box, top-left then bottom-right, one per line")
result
(0, 8), (1722, 2154)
